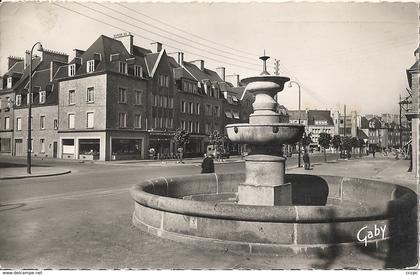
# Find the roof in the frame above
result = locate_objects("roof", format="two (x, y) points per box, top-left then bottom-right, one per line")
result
(360, 116), (369, 129)
(307, 110), (334, 126)
(357, 129), (368, 139)
(145, 52), (160, 75)
(4, 61), (24, 76)
(182, 61), (223, 82)
(287, 110), (307, 121)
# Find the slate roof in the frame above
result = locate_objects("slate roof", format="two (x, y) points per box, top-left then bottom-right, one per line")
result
(182, 61), (223, 82)
(307, 110), (334, 126)
(287, 110), (307, 121)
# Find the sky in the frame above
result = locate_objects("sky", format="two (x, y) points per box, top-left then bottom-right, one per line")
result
(0, 1), (418, 115)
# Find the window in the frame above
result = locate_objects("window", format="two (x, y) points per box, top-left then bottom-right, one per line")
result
(196, 103), (200, 115)
(4, 117), (10, 129)
(189, 102), (194, 114)
(159, 75), (169, 87)
(40, 139), (45, 153)
(7, 77), (12, 89)
(119, 113), (127, 128)
(159, 96), (163, 107)
(39, 91), (46, 104)
(135, 114), (141, 128)
(169, 97), (173, 108)
(16, 117), (22, 131)
(40, 116), (46, 130)
(87, 60), (95, 73)
(188, 121), (193, 132)
(68, 90), (75, 105)
(205, 104), (211, 116)
(68, 64), (76, 76)
(26, 93), (34, 105)
(134, 65), (143, 77)
(205, 123), (210, 134)
(181, 120), (186, 130)
(135, 90), (142, 105)
(181, 101), (186, 113)
(163, 96), (167, 108)
(214, 106), (220, 117)
(68, 114), (75, 129)
(195, 122), (200, 133)
(86, 87), (95, 103)
(118, 88), (127, 103)
(53, 119), (58, 130)
(87, 112), (94, 128)
(15, 95), (21, 106)
(119, 62), (128, 74)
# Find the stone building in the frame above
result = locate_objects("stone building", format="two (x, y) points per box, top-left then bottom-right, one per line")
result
(0, 49), (68, 158)
(307, 110), (334, 149)
(406, 45), (420, 177)
(54, 34), (149, 161)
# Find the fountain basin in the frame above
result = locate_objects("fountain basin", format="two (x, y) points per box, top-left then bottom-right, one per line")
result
(131, 173), (417, 263)
(226, 123), (304, 144)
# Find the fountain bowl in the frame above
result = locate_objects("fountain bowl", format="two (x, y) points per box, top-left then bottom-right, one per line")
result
(241, 75), (290, 98)
(226, 123), (304, 145)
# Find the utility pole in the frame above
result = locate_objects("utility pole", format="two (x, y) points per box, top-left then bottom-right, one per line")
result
(399, 94), (402, 148)
(343, 104), (346, 137)
(274, 59), (280, 76)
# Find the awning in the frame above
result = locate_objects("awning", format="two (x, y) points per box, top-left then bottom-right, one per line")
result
(224, 110), (233, 118)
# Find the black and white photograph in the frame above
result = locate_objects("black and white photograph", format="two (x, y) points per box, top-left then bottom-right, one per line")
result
(0, 0), (418, 271)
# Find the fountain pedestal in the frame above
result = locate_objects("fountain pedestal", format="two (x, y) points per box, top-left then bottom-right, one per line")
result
(226, 54), (304, 206)
(238, 153), (291, 206)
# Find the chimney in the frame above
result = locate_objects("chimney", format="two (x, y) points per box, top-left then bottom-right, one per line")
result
(41, 49), (68, 64)
(226, 74), (240, 87)
(216, 67), (225, 81)
(191, 60), (204, 71)
(74, 49), (85, 58)
(178, 52), (184, 66)
(8, 56), (24, 69)
(151, 42), (162, 53)
(24, 50), (31, 68)
(114, 32), (133, 54)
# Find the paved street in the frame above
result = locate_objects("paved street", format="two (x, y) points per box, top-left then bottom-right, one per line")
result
(0, 154), (416, 269)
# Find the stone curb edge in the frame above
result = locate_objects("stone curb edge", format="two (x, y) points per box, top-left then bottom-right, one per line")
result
(0, 170), (71, 180)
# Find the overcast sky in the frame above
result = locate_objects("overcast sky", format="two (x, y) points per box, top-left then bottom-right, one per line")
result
(0, 1), (417, 115)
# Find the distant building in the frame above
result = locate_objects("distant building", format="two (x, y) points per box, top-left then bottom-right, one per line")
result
(307, 110), (334, 149)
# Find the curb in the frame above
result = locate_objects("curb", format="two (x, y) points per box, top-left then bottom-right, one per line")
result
(0, 170), (71, 180)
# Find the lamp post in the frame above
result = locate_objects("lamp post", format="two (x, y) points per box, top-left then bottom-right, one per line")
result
(288, 81), (302, 167)
(27, 41), (43, 174)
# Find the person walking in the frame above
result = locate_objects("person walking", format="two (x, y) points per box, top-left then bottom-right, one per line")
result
(201, 154), (215, 174)
(303, 149), (311, 170)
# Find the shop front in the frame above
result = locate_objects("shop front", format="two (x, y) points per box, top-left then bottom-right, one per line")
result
(111, 138), (142, 160)
(148, 130), (175, 159)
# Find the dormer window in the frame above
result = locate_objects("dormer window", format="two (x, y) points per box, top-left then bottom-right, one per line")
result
(119, 62), (128, 74)
(68, 64), (76, 76)
(15, 94), (21, 106)
(39, 91), (46, 104)
(87, 60), (95, 73)
(7, 77), (12, 89)
(27, 92), (34, 105)
(134, 65), (143, 77)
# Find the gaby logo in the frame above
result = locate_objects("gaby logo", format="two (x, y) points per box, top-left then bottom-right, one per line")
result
(357, 224), (386, 246)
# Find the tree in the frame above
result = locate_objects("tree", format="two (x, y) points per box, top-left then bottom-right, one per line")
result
(318, 133), (332, 162)
(358, 138), (366, 157)
(331, 135), (341, 152)
(341, 136), (352, 159)
(208, 130), (227, 160)
(351, 137), (359, 158)
(173, 128), (190, 162)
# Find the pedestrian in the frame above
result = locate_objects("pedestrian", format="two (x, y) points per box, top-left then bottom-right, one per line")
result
(303, 149), (311, 170)
(177, 147), (184, 163)
(372, 149), (376, 158)
(201, 153), (215, 174)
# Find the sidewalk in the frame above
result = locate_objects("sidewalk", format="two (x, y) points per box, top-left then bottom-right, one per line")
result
(291, 155), (418, 191)
(0, 167), (71, 180)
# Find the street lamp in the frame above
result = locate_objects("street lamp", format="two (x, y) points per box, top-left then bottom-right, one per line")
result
(27, 41), (44, 174)
(288, 80), (302, 168)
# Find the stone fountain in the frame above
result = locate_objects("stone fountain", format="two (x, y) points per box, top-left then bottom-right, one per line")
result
(130, 54), (417, 267)
(226, 53), (304, 206)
